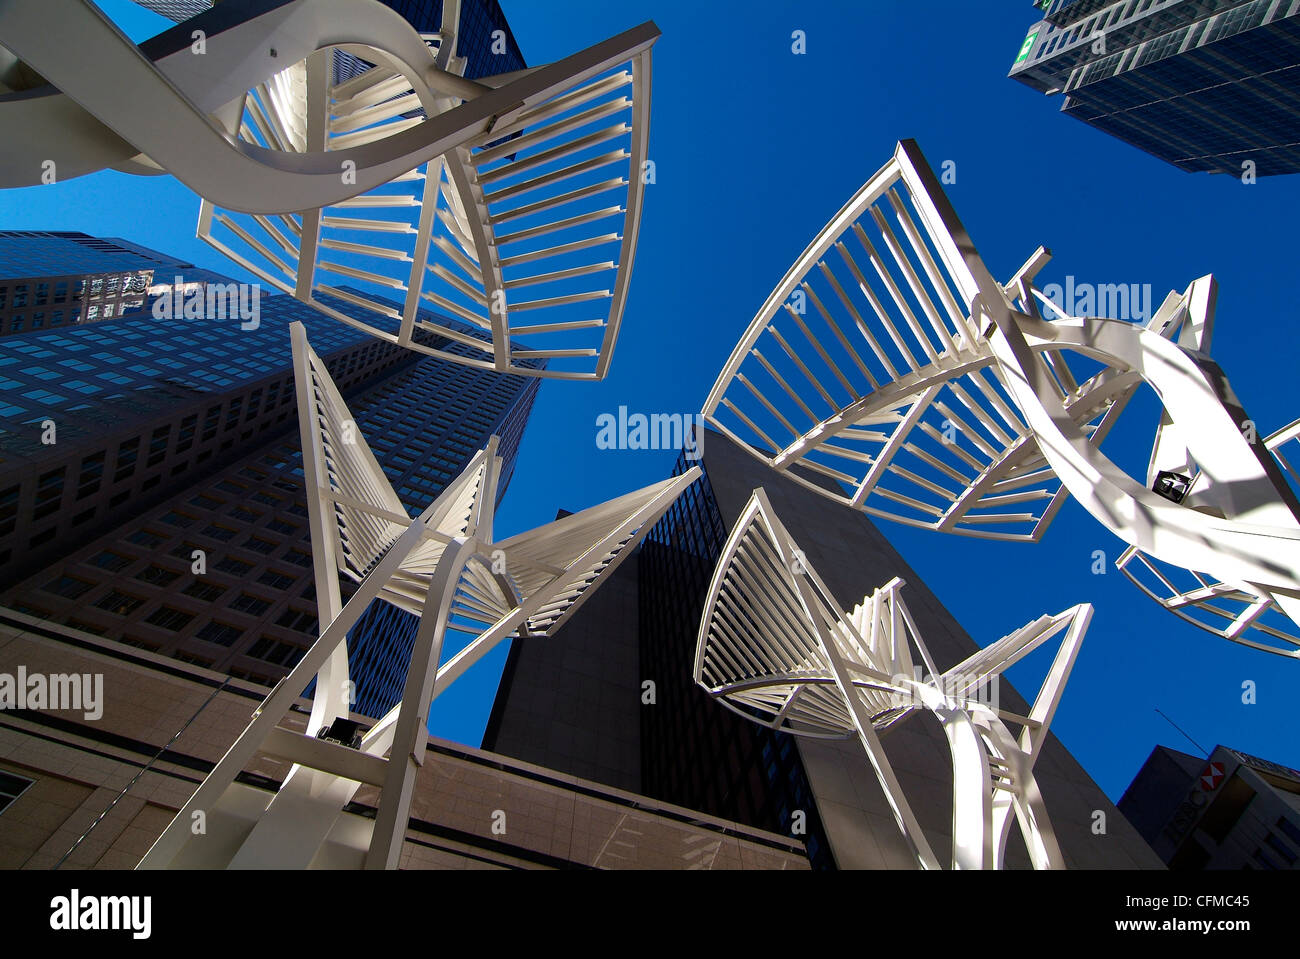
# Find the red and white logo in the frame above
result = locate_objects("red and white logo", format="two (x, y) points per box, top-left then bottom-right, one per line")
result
(1200, 762), (1225, 791)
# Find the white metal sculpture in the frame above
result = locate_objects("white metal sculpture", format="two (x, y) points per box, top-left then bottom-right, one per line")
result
(137, 321), (699, 869)
(0, 0), (657, 379)
(695, 489), (1091, 870)
(701, 139), (1300, 655)
(1115, 418), (1300, 655)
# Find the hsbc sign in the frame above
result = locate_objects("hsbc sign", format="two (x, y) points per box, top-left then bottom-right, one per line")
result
(1163, 755), (1234, 845)
(1200, 762), (1225, 791)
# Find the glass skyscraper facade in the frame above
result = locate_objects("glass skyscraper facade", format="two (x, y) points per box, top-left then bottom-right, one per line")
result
(483, 449), (835, 869)
(0, 282), (411, 585)
(637, 454), (835, 870)
(0, 231), (199, 337)
(1010, 0), (1300, 175)
(0, 275), (543, 715)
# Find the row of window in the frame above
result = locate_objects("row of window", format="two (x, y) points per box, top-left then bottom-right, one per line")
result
(2, 310), (88, 334)
(1, 380), (301, 548)
(1252, 817), (1300, 869)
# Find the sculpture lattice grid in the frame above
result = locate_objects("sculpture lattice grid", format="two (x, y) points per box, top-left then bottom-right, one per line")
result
(198, 19), (655, 380)
(136, 322), (698, 870)
(701, 140), (1116, 542)
(701, 138), (1300, 654)
(694, 489), (1091, 870)
(0, 0), (657, 379)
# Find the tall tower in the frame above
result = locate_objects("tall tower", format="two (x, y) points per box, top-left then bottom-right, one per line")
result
(0, 231), (204, 337)
(0, 277), (543, 715)
(0, 280), (413, 587)
(1010, 0), (1300, 175)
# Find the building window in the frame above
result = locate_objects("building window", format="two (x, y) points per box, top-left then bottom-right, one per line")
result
(174, 651), (214, 668)
(276, 608), (318, 633)
(196, 621), (241, 647)
(41, 575), (94, 599)
(28, 528), (56, 548)
(94, 590), (145, 616)
(0, 485), (16, 536)
(87, 550), (132, 572)
(1264, 833), (1298, 865)
(228, 667), (273, 687)
(114, 437), (140, 481)
(0, 770), (34, 815)
(247, 637), (302, 666)
(33, 467), (65, 520)
(229, 594), (272, 616)
(256, 569), (296, 590)
(182, 580), (225, 602)
(126, 529), (165, 548)
(176, 414), (198, 454)
(214, 556), (253, 576)
(143, 606), (196, 632)
(135, 565), (181, 588)
(1253, 848), (1280, 870)
(76, 452), (105, 500)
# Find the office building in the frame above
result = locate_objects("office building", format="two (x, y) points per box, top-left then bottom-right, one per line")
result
(0, 612), (807, 870)
(1119, 743), (1300, 869)
(0, 281), (542, 716)
(0, 283), (416, 585)
(0, 231), (206, 337)
(1010, 0), (1300, 175)
(485, 428), (1164, 869)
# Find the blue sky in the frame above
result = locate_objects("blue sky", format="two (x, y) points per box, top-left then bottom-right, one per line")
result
(3, 0), (1298, 801)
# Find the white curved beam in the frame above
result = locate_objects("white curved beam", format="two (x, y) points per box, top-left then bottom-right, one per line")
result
(0, 0), (659, 380)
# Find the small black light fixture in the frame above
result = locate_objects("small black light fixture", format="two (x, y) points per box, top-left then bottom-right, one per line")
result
(1153, 470), (1193, 504)
(316, 717), (365, 750)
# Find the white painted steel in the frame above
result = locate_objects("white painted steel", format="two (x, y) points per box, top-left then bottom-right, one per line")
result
(695, 489), (1089, 870)
(702, 139), (1300, 652)
(0, 0), (658, 379)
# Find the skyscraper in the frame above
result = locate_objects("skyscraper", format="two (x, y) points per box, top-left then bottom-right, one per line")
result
(1010, 0), (1300, 175)
(0, 231), (201, 337)
(485, 428), (1164, 869)
(0, 283), (413, 585)
(0, 277), (543, 715)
